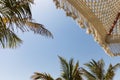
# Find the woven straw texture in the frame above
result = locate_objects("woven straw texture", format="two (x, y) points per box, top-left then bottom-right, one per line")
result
(54, 0), (120, 56)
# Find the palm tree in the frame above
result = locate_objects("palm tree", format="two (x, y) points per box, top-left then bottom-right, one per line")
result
(58, 56), (82, 80)
(31, 72), (54, 80)
(31, 72), (62, 80)
(31, 56), (83, 80)
(81, 59), (120, 80)
(0, 0), (53, 48)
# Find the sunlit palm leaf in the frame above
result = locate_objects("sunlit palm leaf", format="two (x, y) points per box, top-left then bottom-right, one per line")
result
(2, 17), (53, 38)
(56, 77), (62, 80)
(72, 62), (83, 80)
(0, 28), (22, 48)
(26, 21), (53, 38)
(31, 72), (54, 80)
(81, 68), (96, 80)
(84, 59), (105, 79)
(58, 56), (70, 80)
(0, 0), (53, 48)
(58, 56), (83, 80)
(104, 63), (120, 80)
(0, 0), (32, 48)
(82, 59), (120, 80)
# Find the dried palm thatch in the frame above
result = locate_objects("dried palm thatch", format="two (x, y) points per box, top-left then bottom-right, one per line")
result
(53, 0), (120, 56)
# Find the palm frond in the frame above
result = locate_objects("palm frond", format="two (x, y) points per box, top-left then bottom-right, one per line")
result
(69, 58), (74, 80)
(112, 63), (120, 71)
(56, 77), (62, 80)
(0, 28), (22, 48)
(84, 59), (105, 80)
(58, 56), (82, 80)
(58, 56), (69, 80)
(31, 72), (54, 80)
(104, 64), (114, 80)
(104, 63), (120, 80)
(26, 21), (53, 38)
(73, 61), (79, 76)
(0, 0), (53, 48)
(2, 17), (53, 38)
(81, 68), (96, 80)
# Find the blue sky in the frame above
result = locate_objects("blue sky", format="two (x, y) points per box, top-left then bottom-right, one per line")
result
(0, 0), (120, 80)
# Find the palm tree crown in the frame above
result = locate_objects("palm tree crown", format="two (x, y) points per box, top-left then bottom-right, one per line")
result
(31, 57), (120, 80)
(0, 0), (53, 48)
(58, 56), (82, 80)
(31, 56), (83, 80)
(31, 72), (54, 80)
(81, 59), (120, 80)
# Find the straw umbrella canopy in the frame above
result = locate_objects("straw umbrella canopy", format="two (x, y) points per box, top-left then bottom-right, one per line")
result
(54, 0), (120, 56)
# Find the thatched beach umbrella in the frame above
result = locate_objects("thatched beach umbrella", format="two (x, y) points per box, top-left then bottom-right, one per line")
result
(54, 0), (120, 56)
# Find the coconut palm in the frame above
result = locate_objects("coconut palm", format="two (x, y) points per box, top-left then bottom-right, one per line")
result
(81, 59), (120, 80)
(0, 0), (53, 48)
(31, 56), (83, 80)
(31, 72), (54, 80)
(58, 56), (82, 80)
(31, 72), (62, 80)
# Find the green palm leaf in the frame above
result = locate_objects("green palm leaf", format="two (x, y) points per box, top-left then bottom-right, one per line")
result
(31, 72), (54, 80)
(81, 68), (96, 80)
(82, 59), (120, 80)
(0, 0), (53, 48)
(58, 56), (82, 80)
(0, 28), (22, 48)
(104, 63), (120, 80)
